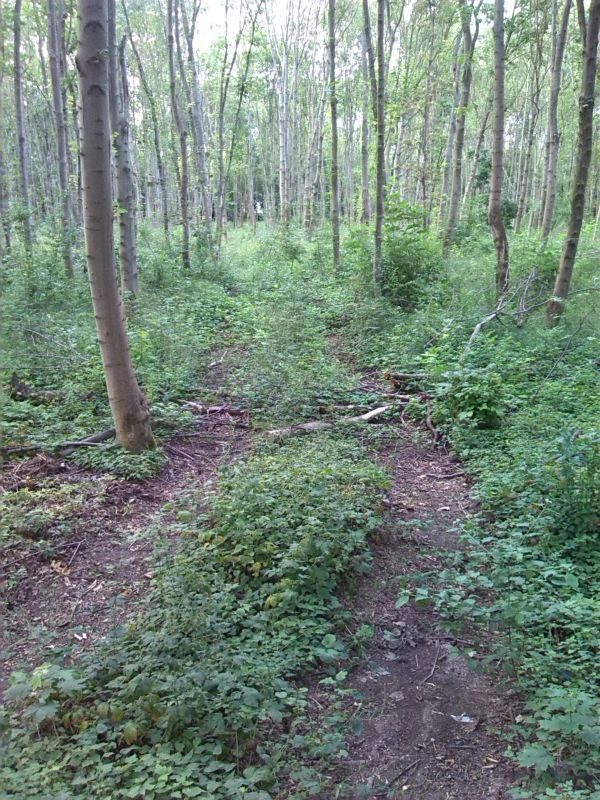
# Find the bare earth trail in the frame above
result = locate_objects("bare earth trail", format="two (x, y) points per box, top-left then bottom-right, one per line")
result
(1, 382), (521, 798)
(325, 422), (521, 799)
(0, 407), (250, 694)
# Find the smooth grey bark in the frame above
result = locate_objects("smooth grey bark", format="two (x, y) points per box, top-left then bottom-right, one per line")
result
(0, 4), (11, 259)
(108, 0), (138, 294)
(462, 86), (493, 203)
(360, 33), (372, 223)
(167, 0), (191, 270)
(489, 0), (509, 297)
(443, 0), (480, 254)
(76, 0), (154, 452)
(439, 31), (462, 225)
(373, 0), (385, 293)
(180, 0), (213, 245)
(362, 0), (377, 119)
(122, 0), (169, 236)
(48, 0), (73, 275)
(547, 0), (600, 325)
(14, 0), (33, 261)
(328, 0), (340, 270)
(540, 0), (571, 240)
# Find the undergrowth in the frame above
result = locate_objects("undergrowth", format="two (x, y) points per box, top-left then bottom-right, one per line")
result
(0, 436), (387, 799)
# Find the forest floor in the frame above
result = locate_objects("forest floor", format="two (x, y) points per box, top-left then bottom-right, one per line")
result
(0, 393), (521, 799)
(0, 407), (251, 694)
(325, 419), (520, 799)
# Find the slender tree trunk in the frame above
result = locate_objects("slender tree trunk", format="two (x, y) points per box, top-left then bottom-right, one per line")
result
(328, 0), (340, 270)
(373, 0), (385, 293)
(278, 49), (290, 226)
(444, 0), (479, 254)
(362, 0), (377, 119)
(0, 3), (11, 259)
(541, 0), (571, 240)
(181, 2), (213, 250)
(14, 0), (33, 262)
(489, 0), (509, 297)
(546, 0), (600, 325)
(360, 33), (372, 223)
(167, 0), (191, 270)
(514, 79), (539, 233)
(108, 0), (138, 294)
(76, 0), (154, 452)
(122, 0), (168, 236)
(48, 0), (73, 275)
(463, 88), (493, 203)
(439, 32), (462, 225)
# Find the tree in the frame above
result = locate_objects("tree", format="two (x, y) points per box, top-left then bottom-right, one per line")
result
(540, 0), (571, 241)
(328, 0), (340, 270)
(108, 0), (138, 294)
(489, 0), (509, 297)
(372, 0), (385, 293)
(14, 0), (33, 262)
(443, 0), (481, 253)
(76, 0), (155, 452)
(546, 0), (600, 326)
(167, 0), (191, 270)
(48, 0), (73, 276)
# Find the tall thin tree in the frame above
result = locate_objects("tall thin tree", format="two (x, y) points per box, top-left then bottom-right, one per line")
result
(489, 0), (509, 297)
(546, 0), (600, 325)
(372, 0), (385, 293)
(48, 0), (73, 275)
(76, 0), (155, 451)
(328, 0), (340, 270)
(14, 0), (33, 262)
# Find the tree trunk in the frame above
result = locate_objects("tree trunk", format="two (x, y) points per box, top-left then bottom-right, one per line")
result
(489, 0), (509, 297)
(76, 0), (154, 452)
(443, 0), (479, 254)
(439, 31), (462, 225)
(546, 0), (600, 325)
(181, 1), (213, 250)
(328, 0), (340, 270)
(108, 0), (138, 294)
(373, 0), (385, 293)
(463, 87), (493, 203)
(362, 0), (377, 119)
(540, 0), (571, 241)
(360, 33), (372, 224)
(14, 0), (33, 262)
(48, 0), (73, 276)
(122, 0), (168, 236)
(167, 0), (191, 270)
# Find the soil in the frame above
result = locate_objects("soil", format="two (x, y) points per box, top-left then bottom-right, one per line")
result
(324, 424), (523, 799)
(0, 408), (250, 695)
(1, 391), (522, 798)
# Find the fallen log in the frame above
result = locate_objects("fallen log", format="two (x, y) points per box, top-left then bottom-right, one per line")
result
(267, 405), (393, 439)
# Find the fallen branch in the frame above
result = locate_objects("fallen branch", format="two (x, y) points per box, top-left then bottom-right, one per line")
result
(423, 471), (465, 480)
(267, 405), (393, 439)
(0, 429), (116, 459)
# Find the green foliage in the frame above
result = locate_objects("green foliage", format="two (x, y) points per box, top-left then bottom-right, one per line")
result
(72, 444), (167, 480)
(429, 325), (600, 789)
(382, 196), (442, 309)
(1, 436), (386, 799)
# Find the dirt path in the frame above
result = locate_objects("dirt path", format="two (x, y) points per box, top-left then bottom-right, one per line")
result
(324, 424), (522, 799)
(0, 408), (249, 695)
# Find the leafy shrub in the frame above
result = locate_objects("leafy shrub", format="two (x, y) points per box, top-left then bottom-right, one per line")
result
(382, 196), (442, 309)
(72, 444), (167, 480)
